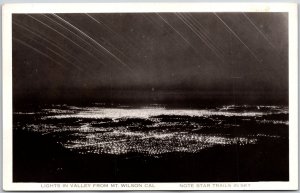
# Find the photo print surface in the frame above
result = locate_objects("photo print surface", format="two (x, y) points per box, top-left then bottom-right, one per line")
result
(12, 12), (289, 182)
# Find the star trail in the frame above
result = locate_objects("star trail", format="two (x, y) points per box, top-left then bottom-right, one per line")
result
(155, 13), (198, 53)
(175, 13), (224, 61)
(242, 13), (275, 49)
(12, 13), (288, 104)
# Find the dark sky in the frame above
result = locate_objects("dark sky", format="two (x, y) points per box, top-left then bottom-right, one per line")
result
(12, 13), (288, 104)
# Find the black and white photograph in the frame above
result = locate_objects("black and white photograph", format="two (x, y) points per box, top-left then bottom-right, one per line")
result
(2, 3), (298, 191)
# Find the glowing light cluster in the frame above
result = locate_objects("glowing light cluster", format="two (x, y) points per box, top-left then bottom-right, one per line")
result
(14, 105), (288, 156)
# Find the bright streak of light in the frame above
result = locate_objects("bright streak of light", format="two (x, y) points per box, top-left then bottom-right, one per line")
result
(141, 14), (178, 43)
(85, 13), (129, 43)
(213, 13), (262, 63)
(53, 14), (134, 72)
(27, 15), (106, 66)
(84, 13), (131, 59)
(42, 15), (109, 63)
(155, 13), (198, 52)
(25, 34), (83, 71)
(13, 21), (85, 71)
(13, 37), (65, 68)
(176, 13), (224, 61)
(242, 13), (275, 48)
(46, 47), (84, 71)
(185, 13), (226, 56)
(85, 13), (124, 40)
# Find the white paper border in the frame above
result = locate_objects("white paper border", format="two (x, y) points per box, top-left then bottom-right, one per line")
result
(2, 3), (298, 191)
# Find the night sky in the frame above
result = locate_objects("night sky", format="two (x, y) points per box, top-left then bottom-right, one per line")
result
(12, 13), (288, 105)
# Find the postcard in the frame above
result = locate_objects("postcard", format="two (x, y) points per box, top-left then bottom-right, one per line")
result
(2, 3), (298, 191)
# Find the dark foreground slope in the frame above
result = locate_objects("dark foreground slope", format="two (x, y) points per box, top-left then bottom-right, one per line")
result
(13, 129), (288, 182)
